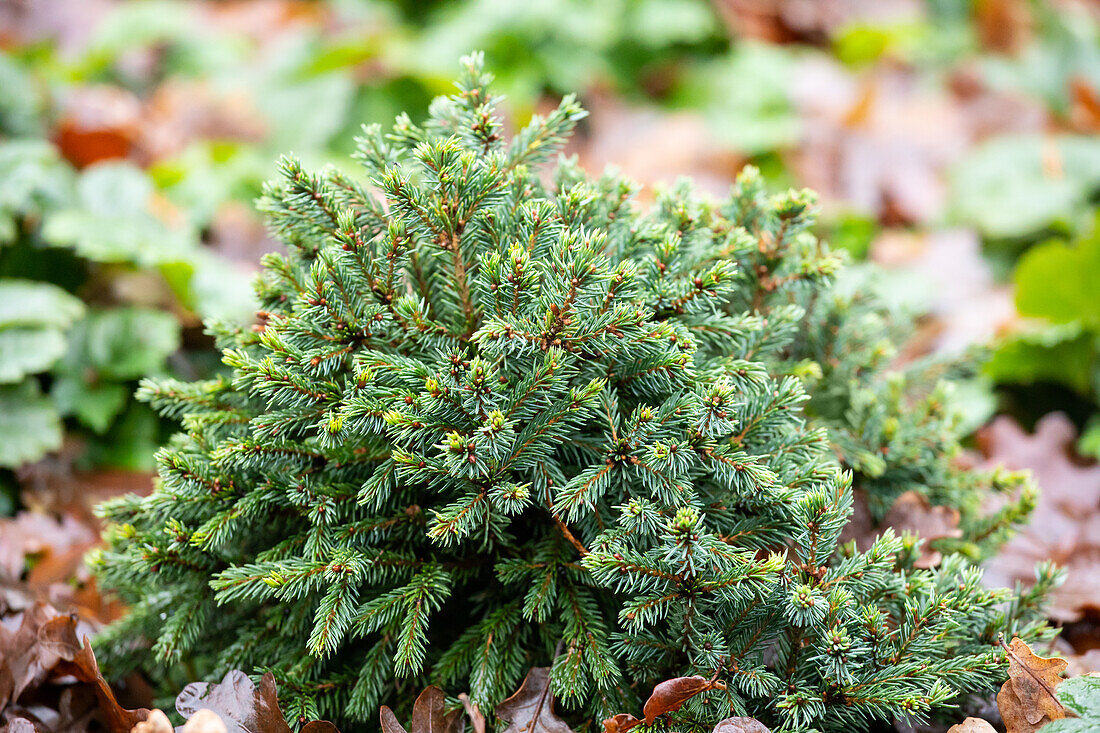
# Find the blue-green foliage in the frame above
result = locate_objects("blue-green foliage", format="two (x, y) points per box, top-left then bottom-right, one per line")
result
(93, 56), (1054, 732)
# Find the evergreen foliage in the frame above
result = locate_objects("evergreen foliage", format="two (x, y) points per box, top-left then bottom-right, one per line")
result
(743, 243), (1037, 560)
(93, 55), (1055, 732)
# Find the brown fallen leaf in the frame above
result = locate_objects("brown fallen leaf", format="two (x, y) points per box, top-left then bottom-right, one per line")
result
(175, 671), (338, 733)
(996, 637), (1068, 733)
(2, 719), (37, 733)
(869, 228), (1016, 355)
(0, 512), (97, 581)
(0, 508), (121, 627)
(712, 716), (771, 733)
(180, 709), (229, 733)
(791, 55), (1043, 228)
(131, 709), (174, 733)
(136, 80), (265, 164)
(0, 603), (84, 710)
(495, 668), (572, 733)
(880, 490), (963, 568)
(54, 637), (151, 733)
(974, 0), (1033, 54)
(601, 712), (641, 733)
(457, 693), (484, 733)
(978, 414), (1100, 622)
(52, 86), (142, 168)
(0, 600), (149, 732)
(380, 686), (463, 733)
(712, 0), (922, 45)
(1070, 75), (1100, 133)
(17, 452), (155, 527)
(839, 489), (962, 568)
(946, 718), (997, 732)
(790, 61), (960, 225)
(642, 676), (723, 725)
(574, 90), (743, 202)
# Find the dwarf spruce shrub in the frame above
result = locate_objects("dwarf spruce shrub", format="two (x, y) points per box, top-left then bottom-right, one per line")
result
(93, 55), (1054, 732)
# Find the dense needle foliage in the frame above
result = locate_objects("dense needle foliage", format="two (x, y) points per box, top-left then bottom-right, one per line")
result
(93, 56), (1054, 732)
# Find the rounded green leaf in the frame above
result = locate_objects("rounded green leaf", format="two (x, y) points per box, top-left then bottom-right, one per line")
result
(0, 329), (69, 383)
(0, 279), (84, 329)
(0, 382), (62, 468)
(951, 135), (1100, 239)
(1014, 222), (1100, 327)
(1057, 674), (1100, 719)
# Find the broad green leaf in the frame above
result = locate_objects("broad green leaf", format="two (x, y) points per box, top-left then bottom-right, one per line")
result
(1043, 719), (1097, 732)
(986, 324), (1096, 395)
(407, 0), (618, 96)
(149, 141), (270, 228)
(1056, 674), (1100, 718)
(0, 53), (46, 137)
(81, 401), (161, 471)
(0, 381), (62, 468)
(259, 72), (356, 153)
(0, 279), (84, 329)
(187, 251), (256, 324)
(950, 135), (1100, 239)
(58, 308), (181, 382)
(41, 162), (198, 267)
(85, 0), (192, 59)
(0, 329), (68, 383)
(1081, 417), (1100, 460)
(0, 214), (14, 244)
(1014, 223), (1100, 327)
(0, 139), (74, 218)
(50, 374), (128, 434)
(627, 0), (718, 47)
(678, 43), (799, 155)
(74, 161), (154, 217)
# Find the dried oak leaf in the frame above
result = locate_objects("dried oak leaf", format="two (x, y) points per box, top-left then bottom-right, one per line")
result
(0, 601), (148, 732)
(0, 603), (83, 709)
(175, 671), (337, 733)
(131, 709), (174, 733)
(642, 676), (722, 725)
(0, 508), (116, 630)
(996, 637), (1068, 733)
(880, 490), (963, 568)
(601, 713), (640, 733)
(869, 228), (1015, 354)
(54, 636), (151, 733)
(380, 686), (463, 733)
(575, 91), (742, 203)
(974, 0), (1033, 54)
(946, 718), (997, 732)
(839, 489), (961, 568)
(494, 668), (572, 733)
(2, 684), (101, 732)
(711, 716), (771, 733)
(978, 414), (1100, 622)
(0, 512), (96, 582)
(181, 710), (228, 733)
(1, 719), (37, 733)
(791, 56), (1042, 228)
(457, 693), (484, 733)
(713, 0), (921, 44)
(52, 86), (142, 168)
